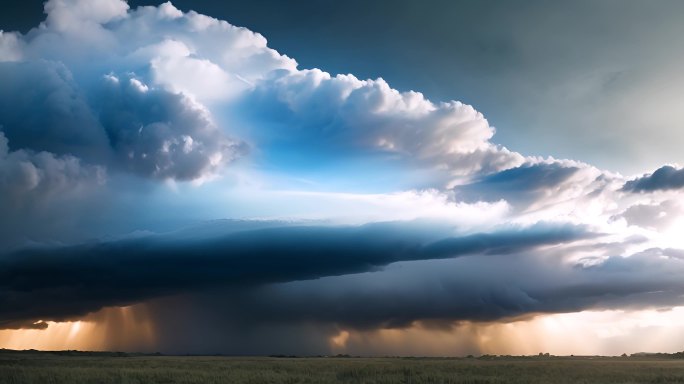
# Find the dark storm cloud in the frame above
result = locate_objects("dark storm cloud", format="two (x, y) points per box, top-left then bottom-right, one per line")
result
(0, 320), (48, 330)
(622, 165), (684, 193)
(112, 244), (684, 355)
(207, 247), (684, 331)
(0, 61), (110, 161)
(0, 220), (591, 329)
(0, 131), (105, 248)
(0, 136), (110, 250)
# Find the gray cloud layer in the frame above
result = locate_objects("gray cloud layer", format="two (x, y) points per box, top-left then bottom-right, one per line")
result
(622, 165), (684, 193)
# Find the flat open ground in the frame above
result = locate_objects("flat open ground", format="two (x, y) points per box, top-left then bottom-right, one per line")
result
(2, 352), (684, 384)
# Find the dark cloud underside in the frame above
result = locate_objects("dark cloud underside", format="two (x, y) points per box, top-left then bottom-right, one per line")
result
(0, 221), (590, 329)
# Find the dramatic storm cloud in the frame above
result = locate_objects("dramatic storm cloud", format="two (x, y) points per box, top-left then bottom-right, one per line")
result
(0, 220), (592, 329)
(1, 0), (683, 356)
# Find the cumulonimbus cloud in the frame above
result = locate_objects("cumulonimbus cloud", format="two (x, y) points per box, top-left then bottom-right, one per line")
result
(1, 0), (684, 355)
(0, 0), (537, 248)
(0, 0), (526, 186)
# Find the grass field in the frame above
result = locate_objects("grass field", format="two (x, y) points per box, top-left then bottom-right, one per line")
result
(2, 351), (684, 384)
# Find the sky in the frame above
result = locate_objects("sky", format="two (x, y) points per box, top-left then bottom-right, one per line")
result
(1, 0), (684, 356)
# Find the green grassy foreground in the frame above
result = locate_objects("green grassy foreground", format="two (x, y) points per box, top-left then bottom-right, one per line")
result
(2, 351), (684, 384)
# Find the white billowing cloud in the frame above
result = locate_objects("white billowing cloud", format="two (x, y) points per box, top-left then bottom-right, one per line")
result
(89, 1), (297, 98)
(148, 41), (244, 101)
(0, 0), (679, 240)
(44, 0), (129, 32)
(2, 0), (525, 186)
(0, 31), (22, 61)
(36, 0), (130, 56)
(453, 159), (616, 214)
(618, 200), (683, 231)
(0, 0), (678, 240)
(0, 0), (295, 184)
(245, 69), (525, 177)
(127, 38), (255, 102)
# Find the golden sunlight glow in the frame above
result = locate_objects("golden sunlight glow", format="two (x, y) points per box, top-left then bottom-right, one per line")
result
(332, 307), (684, 356)
(0, 305), (156, 352)
(4, 305), (684, 355)
(330, 330), (350, 350)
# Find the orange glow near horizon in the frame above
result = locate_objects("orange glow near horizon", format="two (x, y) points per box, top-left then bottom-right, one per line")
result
(333, 307), (684, 356)
(3, 305), (684, 355)
(0, 305), (156, 352)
